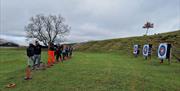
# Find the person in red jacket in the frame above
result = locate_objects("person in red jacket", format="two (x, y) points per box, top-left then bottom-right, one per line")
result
(47, 42), (55, 67)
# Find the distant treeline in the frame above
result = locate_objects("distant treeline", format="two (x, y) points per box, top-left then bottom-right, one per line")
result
(0, 42), (19, 47)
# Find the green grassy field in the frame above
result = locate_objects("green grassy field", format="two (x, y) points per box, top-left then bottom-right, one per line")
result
(0, 48), (180, 91)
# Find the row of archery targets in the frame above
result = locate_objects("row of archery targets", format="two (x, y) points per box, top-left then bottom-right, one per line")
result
(133, 43), (172, 63)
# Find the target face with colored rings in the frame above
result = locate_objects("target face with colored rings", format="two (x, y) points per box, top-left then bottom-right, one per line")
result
(158, 43), (168, 59)
(143, 45), (149, 56)
(159, 45), (166, 56)
(133, 45), (138, 54)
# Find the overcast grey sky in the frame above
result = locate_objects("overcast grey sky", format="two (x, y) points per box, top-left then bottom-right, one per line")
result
(0, 0), (180, 45)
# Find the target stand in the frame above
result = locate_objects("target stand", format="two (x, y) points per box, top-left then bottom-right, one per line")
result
(158, 43), (171, 64)
(142, 44), (152, 60)
(133, 45), (140, 57)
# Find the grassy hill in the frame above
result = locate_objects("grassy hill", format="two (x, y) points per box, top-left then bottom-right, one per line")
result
(75, 30), (180, 58)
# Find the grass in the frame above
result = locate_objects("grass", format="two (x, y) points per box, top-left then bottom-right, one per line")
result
(0, 48), (180, 91)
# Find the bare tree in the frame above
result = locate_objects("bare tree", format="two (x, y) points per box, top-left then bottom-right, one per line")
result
(25, 14), (70, 46)
(142, 22), (154, 35)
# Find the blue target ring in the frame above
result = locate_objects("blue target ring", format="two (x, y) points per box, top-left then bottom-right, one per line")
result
(159, 45), (166, 56)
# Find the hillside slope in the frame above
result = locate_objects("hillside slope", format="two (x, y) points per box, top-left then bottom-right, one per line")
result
(75, 30), (180, 58)
(0, 38), (19, 47)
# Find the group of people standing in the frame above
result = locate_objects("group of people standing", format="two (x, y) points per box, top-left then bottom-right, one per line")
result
(26, 41), (73, 69)
(47, 42), (73, 67)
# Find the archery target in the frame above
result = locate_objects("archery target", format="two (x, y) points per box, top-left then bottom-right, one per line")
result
(143, 44), (149, 56)
(158, 43), (168, 59)
(133, 45), (138, 54)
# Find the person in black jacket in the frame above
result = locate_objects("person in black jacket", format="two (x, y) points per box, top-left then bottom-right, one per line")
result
(69, 46), (73, 58)
(55, 44), (63, 62)
(26, 43), (34, 67)
(62, 45), (66, 60)
(65, 46), (69, 58)
(34, 41), (41, 69)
